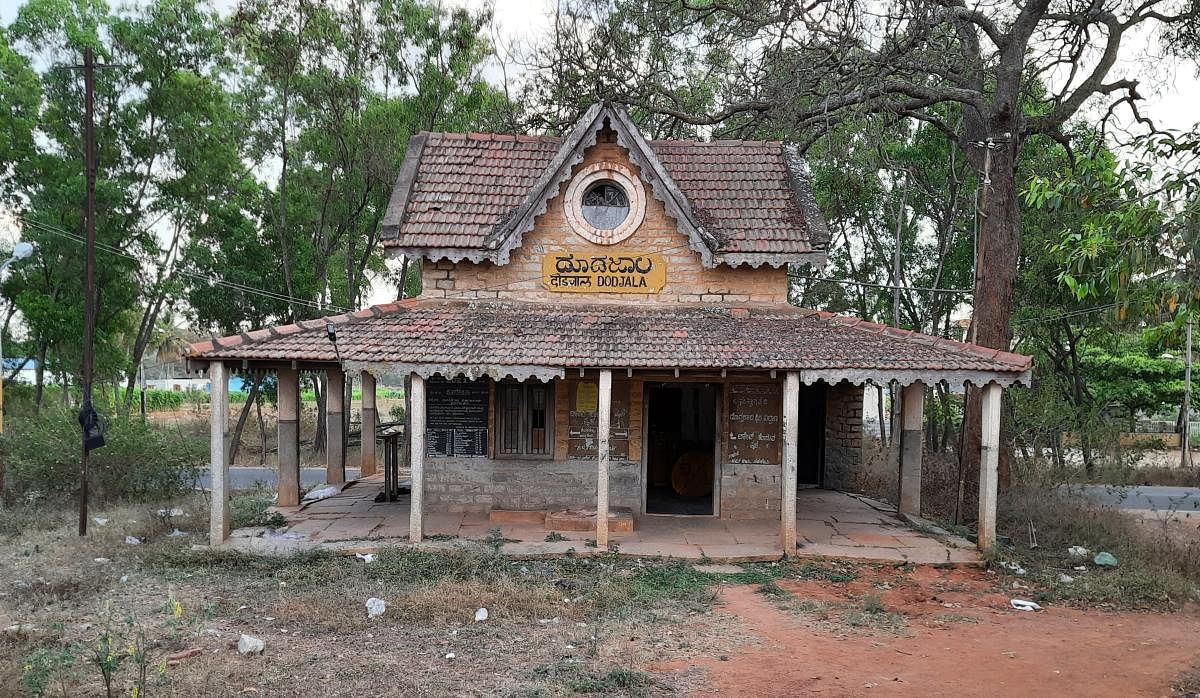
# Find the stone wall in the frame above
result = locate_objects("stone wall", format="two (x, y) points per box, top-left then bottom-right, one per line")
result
(423, 456), (641, 514)
(420, 131), (788, 305)
(824, 381), (864, 490)
(719, 462), (782, 520)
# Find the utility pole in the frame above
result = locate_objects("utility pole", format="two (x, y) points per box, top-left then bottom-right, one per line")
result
(65, 48), (120, 536)
(1183, 317), (1193, 469)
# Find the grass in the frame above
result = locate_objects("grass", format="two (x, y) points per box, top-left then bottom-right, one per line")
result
(544, 531), (569, 542)
(229, 491), (287, 528)
(997, 486), (1200, 609)
(522, 661), (658, 697)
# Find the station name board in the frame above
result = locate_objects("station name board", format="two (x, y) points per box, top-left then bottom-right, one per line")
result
(541, 251), (666, 293)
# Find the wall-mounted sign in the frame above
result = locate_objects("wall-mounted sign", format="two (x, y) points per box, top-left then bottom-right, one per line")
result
(542, 252), (666, 293)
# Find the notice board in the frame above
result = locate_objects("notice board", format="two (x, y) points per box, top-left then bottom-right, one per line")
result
(567, 379), (630, 459)
(426, 376), (489, 457)
(725, 382), (782, 464)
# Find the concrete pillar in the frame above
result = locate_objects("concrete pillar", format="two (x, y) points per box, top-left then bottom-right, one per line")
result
(898, 381), (925, 517)
(781, 372), (799, 554)
(277, 368), (301, 507)
(977, 381), (1002, 550)
(409, 373), (426, 541)
(326, 367), (346, 484)
(361, 370), (378, 476)
(596, 369), (612, 547)
(208, 361), (230, 545)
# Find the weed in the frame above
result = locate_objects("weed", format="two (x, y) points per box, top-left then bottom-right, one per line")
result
(842, 595), (907, 633)
(569, 666), (655, 695)
(793, 561), (860, 583)
(21, 646), (76, 697)
(544, 531), (568, 542)
(932, 613), (979, 624)
(756, 580), (790, 597)
(230, 493), (284, 529)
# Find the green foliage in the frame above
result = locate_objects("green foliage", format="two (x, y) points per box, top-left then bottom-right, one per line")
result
(1, 408), (204, 503)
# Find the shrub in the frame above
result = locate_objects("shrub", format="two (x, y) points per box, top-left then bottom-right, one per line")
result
(1, 408), (205, 503)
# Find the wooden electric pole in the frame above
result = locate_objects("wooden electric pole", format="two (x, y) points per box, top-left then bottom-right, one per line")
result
(64, 48), (121, 536)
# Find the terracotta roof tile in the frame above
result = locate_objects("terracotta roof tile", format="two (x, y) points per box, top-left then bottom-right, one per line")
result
(188, 300), (1032, 377)
(386, 133), (820, 256)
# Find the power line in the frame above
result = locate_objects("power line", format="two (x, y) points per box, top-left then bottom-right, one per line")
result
(14, 215), (349, 313)
(789, 273), (973, 295)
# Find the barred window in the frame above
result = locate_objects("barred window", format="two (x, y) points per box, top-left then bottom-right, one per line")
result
(496, 380), (554, 457)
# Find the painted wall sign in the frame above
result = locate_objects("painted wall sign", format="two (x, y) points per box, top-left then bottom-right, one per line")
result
(426, 376), (489, 458)
(541, 252), (666, 293)
(725, 382), (782, 465)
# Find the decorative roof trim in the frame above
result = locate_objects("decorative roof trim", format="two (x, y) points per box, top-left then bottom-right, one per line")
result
(800, 368), (1032, 390)
(380, 132), (429, 240)
(345, 361), (564, 383)
(716, 252), (828, 269)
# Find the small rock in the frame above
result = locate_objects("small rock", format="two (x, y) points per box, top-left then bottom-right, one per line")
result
(474, 608), (489, 622)
(366, 598), (386, 619)
(237, 635), (265, 655)
(1093, 552), (1118, 567)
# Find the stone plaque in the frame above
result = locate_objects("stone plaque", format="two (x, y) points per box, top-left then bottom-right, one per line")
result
(541, 252), (666, 293)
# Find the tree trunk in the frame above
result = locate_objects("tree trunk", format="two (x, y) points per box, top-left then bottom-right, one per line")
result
(312, 374), (327, 456)
(958, 136), (1021, 519)
(229, 375), (262, 466)
(33, 339), (46, 414)
(256, 395), (267, 466)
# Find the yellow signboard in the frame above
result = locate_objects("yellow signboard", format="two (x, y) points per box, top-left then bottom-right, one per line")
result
(541, 252), (666, 293)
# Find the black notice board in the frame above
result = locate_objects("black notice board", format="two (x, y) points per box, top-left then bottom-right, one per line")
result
(426, 377), (489, 457)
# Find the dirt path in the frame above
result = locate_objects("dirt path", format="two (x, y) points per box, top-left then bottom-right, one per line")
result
(658, 567), (1200, 697)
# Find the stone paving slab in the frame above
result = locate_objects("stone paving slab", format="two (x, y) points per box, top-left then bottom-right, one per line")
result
(234, 479), (981, 565)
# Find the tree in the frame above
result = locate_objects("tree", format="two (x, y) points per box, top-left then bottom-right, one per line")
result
(523, 0), (1200, 492)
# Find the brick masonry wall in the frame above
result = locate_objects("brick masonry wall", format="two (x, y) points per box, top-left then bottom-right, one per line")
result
(420, 134), (788, 305)
(719, 462), (782, 520)
(424, 456), (641, 514)
(824, 381), (864, 490)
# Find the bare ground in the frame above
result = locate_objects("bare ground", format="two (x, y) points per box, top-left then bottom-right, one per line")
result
(3, 497), (1200, 697)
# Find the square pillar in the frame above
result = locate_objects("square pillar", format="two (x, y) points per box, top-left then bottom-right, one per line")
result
(596, 369), (613, 547)
(898, 381), (925, 517)
(277, 367), (301, 507)
(208, 361), (230, 545)
(977, 381), (1003, 550)
(326, 367), (346, 484)
(409, 373), (426, 541)
(360, 371), (378, 476)
(781, 372), (799, 554)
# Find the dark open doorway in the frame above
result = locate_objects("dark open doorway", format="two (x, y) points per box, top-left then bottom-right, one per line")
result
(645, 383), (717, 515)
(798, 382), (827, 487)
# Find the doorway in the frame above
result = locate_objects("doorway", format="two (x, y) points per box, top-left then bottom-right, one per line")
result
(645, 383), (717, 515)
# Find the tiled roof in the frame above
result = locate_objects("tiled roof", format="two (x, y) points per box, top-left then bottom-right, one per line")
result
(189, 300), (1032, 379)
(382, 116), (828, 259)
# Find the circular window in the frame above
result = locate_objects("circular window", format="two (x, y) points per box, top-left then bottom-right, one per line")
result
(581, 181), (630, 229)
(564, 163), (646, 245)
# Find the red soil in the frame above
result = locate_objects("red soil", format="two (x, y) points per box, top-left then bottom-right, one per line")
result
(657, 566), (1200, 697)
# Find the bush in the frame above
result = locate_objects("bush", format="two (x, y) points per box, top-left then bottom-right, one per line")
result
(1, 408), (205, 504)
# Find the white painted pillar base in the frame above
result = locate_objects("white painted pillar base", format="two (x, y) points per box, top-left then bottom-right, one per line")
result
(781, 372), (799, 554)
(361, 371), (378, 477)
(326, 368), (346, 484)
(977, 382), (1002, 550)
(596, 370), (613, 547)
(898, 382), (925, 517)
(409, 373), (426, 542)
(208, 362), (230, 545)
(277, 368), (301, 507)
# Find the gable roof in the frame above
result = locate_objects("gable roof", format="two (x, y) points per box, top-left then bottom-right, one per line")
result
(187, 299), (1031, 388)
(380, 103), (830, 269)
